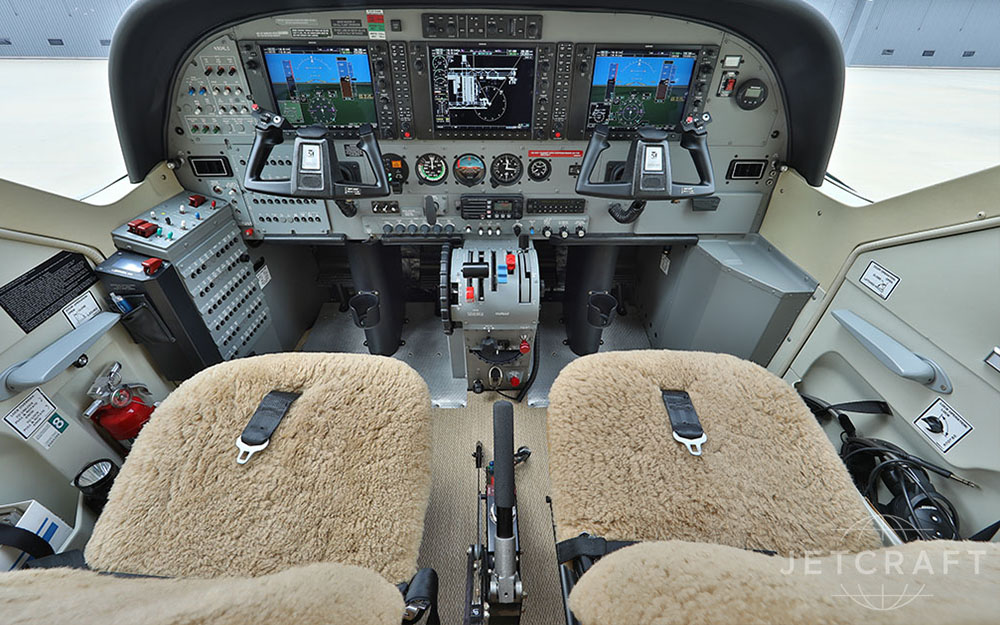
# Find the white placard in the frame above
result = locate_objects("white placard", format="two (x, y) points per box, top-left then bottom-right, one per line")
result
(859, 260), (900, 300)
(643, 146), (665, 172)
(3, 388), (56, 439)
(913, 398), (972, 453)
(61, 291), (101, 328)
(256, 264), (272, 289)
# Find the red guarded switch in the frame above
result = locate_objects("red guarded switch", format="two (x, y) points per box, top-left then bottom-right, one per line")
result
(519, 339), (531, 354)
(466, 286), (475, 301)
(506, 253), (516, 272)
(510, 376), (521, 388)
(135, 222), (158, 238)
(141, 257), (163, 275)
(188, 194), (207, 207)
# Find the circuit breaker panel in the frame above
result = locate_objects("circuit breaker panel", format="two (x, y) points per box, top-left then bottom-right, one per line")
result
(449, 241), (540, 392)
(102, 192), (276, 378)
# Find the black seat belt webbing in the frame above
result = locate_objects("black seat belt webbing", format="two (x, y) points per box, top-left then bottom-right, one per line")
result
(235, 390), (301, 464)
(555, 535), (638, 565)
(0, 524), (56, 561)
(662, 389), (706, 456)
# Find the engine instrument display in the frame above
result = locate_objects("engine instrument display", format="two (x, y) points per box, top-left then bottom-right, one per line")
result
(416, 153), (448, 185)
(587, 48), (697, 131)
(262, 44), (378, 128)
(429, 46), (536, 132)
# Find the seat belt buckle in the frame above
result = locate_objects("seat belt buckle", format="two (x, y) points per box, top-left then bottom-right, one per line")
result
(662, 389), (707, 457)
(235, 437), (269, 464)
(672, 430), (707, 456)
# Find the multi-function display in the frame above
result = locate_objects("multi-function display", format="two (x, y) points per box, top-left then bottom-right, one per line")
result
(587, 48), (697, 131)
(429, 46), (536, 131)
(262, 45), (378, 128)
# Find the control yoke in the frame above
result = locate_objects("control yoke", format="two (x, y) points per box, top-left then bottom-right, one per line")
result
(243, 108), (390, 200)
(575, 124), (715, 200)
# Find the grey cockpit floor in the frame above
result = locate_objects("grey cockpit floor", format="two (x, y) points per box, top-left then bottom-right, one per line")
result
(300, 302), (650, 407)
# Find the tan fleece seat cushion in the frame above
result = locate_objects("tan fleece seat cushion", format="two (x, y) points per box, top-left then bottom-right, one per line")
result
(0, 561), (403, 625)
(547, 350), (881, 555)
(86, 352), (431, 583)
(570, 540), (1000, 625)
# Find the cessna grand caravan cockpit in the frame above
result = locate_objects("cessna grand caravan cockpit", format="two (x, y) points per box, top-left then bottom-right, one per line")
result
(1, 1), (998, 624)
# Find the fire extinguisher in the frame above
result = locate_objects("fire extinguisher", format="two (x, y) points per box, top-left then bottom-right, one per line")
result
(84, 362), (155, 443)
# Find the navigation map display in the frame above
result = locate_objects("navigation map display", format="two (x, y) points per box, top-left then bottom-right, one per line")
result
(262, 45), (377, 128)
(429, 46), (535, 131)
(587, 48), (697, 131)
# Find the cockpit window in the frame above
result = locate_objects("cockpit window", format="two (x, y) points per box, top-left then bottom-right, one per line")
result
(825, 67), (1000, 203)
(0, 58), (130, 202)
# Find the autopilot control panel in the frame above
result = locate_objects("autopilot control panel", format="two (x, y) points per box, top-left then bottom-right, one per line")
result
(162, 8), (787, 243)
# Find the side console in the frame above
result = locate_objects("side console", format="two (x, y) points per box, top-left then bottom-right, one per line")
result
(448, 240), (540, 392)
(98, 193), (278, 379)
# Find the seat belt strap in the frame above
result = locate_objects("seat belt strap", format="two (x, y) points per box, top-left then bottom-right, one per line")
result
(662, 390), (706, 456)
(0, 524), (56, 563)
(555, 535), (638, 565)
(402, 568), (441, 624)
(235, 390), (301, 464)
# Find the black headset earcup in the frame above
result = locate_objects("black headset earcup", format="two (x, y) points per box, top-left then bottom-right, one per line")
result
(887, 491), (959, 540)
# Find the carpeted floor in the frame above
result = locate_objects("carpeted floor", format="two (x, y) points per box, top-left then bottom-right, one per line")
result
(417, 393), (565, 625)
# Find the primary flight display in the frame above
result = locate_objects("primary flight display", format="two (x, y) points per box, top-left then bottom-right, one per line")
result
(587, 48), (697, 131)
(262, 44), (378, 128)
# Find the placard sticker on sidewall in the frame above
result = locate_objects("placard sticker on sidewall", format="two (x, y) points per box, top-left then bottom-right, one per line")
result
(3, 388), (57, 439)
(33, 413), (69, 450)
(366, 10), (386, 39)
(860, 260), (900, 300)
(913, 398), (972, 453)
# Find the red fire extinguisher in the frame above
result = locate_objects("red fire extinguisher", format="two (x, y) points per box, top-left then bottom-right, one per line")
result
(85, 362), (155, 441)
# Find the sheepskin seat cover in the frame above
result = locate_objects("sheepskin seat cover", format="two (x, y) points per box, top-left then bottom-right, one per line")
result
(547, 350), (881, 555)
(0, 561), (404, 625)
(569, 540), (1000, 625)
(85, 353), (432, 583)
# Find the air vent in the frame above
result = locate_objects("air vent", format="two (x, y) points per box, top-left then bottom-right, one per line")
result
(190, 156), (234, 178)
(726, 159), (768, 181)
(48, 38), (64, 46)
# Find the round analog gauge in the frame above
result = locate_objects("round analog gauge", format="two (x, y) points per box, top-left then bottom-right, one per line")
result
(453, 153), (487, 187)
(527, 158), (552, 182)
(491, 153), (523, 186)
(415, 153), (448, 185)
(381, 153), (409, 188)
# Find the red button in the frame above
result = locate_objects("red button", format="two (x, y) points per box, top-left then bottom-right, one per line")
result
(140, 257), (163, 275)
(510, 376), (521, 387)
(506, 253), (516, 272)
(243, 228), (255, 237)
(519, 340), (530, 354)
(466, 286), (475, 301)
(135, 222), (157, 238)
(188, 194), (206, 207)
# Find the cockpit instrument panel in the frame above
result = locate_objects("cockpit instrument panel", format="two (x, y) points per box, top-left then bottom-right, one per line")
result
(429, 45), (536, 132)
(261, 44), (378, 128)
(587, 48), (697, 131)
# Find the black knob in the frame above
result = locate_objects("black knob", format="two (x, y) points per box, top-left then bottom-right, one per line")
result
(383, 224), (393, 235)
(472, 379), (484, 394)
(407, 224), (418, 235)
(246, 59), (259, 71)
(559, 227), (569, 239)
(432, 224), (443, 235)
(542, 226), (552, 238)
(375, 59), (386, 71)
(512, 224), (522, 236)
(444, 224), (455, 234)
(576, 225), (586, 238)
(420, 224), (430, 235)
(394, 224), (405, 234)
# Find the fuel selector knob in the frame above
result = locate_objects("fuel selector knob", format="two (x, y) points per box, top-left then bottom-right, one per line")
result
(576, 225), (587, 238)
(559, 227), (569, 239)
(542, 226), (553, 238)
